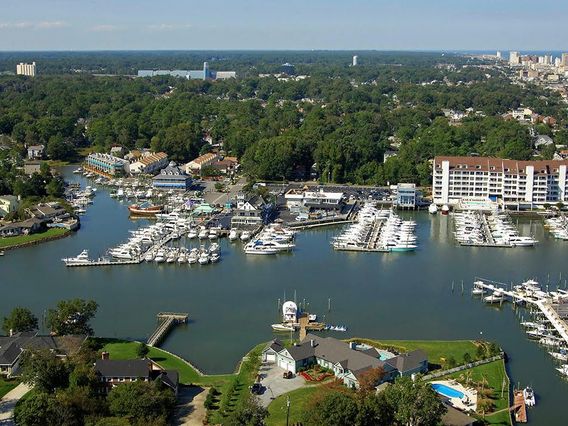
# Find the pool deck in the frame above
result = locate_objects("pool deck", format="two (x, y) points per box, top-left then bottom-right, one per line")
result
(431, 380), (478, 413)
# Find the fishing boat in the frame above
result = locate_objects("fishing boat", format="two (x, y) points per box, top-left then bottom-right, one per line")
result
(62, 250), (92, 266)
(128, 204), (163, 217)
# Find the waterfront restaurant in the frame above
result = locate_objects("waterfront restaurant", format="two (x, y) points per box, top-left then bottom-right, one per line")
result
(152, 162), (191, 191)
(85, 153), (129, 177)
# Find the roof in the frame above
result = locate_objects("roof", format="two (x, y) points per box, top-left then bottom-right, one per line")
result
(28, 145), (44, 150)
(157, 370), (179, 390)
(264, 339), (284, 353)
(434, 156), (568, 175)
(0, 342), (23, 366)
(138, 152), (168, 166)
(442, 403), (475, 426)
(189, 153), (218, 166)
(0, 333), (86, 366)
(385, 349), (427, 373)
(95, 359), (152, 378)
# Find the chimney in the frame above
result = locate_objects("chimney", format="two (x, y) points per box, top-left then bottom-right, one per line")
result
(101, 351), (110, 360)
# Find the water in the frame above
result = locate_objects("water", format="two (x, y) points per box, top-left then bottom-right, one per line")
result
(1, 166), (567, 423)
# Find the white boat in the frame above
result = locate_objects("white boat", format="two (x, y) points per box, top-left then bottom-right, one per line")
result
(245, 244), (280, 255)
(271, 323), (295, 332)
(187, 253), (198, 264)
(240, 231), (251, 242)
(62, 250), (92, 266)
(556, 364), (568, 377)
(187, 229), (198, 239)
(144, 252), (155, 262)
(198, 252), (210, 265)
(154, 250), (166, 263)
(210, 253), (220, 263)
(441, 204), (450, 215)
(549, 351), (568, 362)
(198, 229), (209, 239)
(523, 387), (536, 407)
(428, 203), (438, 214)
(229, 229), (239, 241)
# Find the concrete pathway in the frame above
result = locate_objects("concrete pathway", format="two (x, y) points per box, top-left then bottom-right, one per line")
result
(172, 385), (208, 426)
(0, 383), (32, 425)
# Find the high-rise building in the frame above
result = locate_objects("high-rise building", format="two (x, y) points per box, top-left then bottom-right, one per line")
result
(352, 55), (358, 66)
(496, 51), (502, 59)
(562, 53), (568, 67)
(16, 62), (36, 77)
(509, 51), (520, 66)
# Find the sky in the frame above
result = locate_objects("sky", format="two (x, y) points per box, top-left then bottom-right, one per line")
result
(0, 0), (567, 51)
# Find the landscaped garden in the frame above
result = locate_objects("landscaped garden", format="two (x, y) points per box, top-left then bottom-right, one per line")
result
(0, 227), (68, 249)
(0, 376), (19, 398)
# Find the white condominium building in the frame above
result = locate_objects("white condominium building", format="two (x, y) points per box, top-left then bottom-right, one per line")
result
(432, 156), (568, 208)
(16, 62), (36, 77)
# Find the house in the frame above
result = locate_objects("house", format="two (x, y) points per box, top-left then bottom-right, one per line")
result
(152, 162), (191, 191)
(262, 334), (428, 389)
(231, 194), (273, 227)
(27, 145), (45, 160)
(27, 203), (67, 220)
(534, 135), (554, 148)
(110, 146), (124, 157)
(0, 332), (86, 377)
(185, 153), (219, 174)
(23, 161), (42, 175)
(0, 218), (43, 237)
(129, 152), (169, 174)
(284, 189), (344, 214)
(0, 195), (19, 218)
(94, 353), (179, 396)
(383, 149), (398, 163)
(210, 157), (239, 175)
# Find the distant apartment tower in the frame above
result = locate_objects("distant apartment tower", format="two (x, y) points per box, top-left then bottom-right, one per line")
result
(509, 51), (520, 66)
(16, 62), (36, 77)
(352, 55), (358, 66)
(432, 156), (568, 209)
(562, 53), (568, 67)
(496, 51), (502, 59)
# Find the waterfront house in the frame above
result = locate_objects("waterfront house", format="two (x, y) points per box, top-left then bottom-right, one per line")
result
(129, 152), (169, 175)
(27, 145), (45, 160)
(0, 218), (43, 237)
(27, 202), (67, 220)
(94, 352), (179, 396)
(395, 183), (423, 209)
(262, 335), (428, 389)
(152, 162), (191, 191)
(0, 195), (19, 218)
(0, 332), (86, 377)
(284, 188), (344, 214)
(85, 153), (129, 177)
(231, 194), (273, 227)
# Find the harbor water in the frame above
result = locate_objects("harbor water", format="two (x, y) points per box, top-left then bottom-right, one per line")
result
(1, 167), (567, 423)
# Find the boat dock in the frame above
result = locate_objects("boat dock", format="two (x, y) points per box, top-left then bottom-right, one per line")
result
(473, 278), (568, 346)
(513, 390), (527, 423)
(147, 312), (189, 347)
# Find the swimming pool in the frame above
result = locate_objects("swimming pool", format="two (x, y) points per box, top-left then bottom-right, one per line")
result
(431, 383), (465, 399)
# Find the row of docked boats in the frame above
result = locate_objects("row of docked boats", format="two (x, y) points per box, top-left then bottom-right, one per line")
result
(544, 216), (568, 240)
(472, 278), (568, 379)
(487, 212), (537, 247)
(377, 211), (417, 252)
(244, 224), (296, 255)
(144, 244), (220, 264)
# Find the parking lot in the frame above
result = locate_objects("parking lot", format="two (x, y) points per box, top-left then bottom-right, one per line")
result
(256, 361), (306, 408)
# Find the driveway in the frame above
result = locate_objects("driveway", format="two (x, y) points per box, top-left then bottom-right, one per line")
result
(172, 385), (208, 426)
(256, 362), (306, 408)
(0, 383), (32, 425)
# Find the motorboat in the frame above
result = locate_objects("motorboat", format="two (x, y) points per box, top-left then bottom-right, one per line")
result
(62, 250), (92, 266)
(240, 231), (251, 241)
(198, 252), (210, 265)
(144, 252), (155, 262)
(428, 203), (438, 214)
(556, 364), (568, 377)
(198, 228), (209, 239)
(271, 323), (295, 332)
(523, 387), (536, 407)
(187, 229), (198, 239)
(441, 204), (450, 215)
(210, 253), (220, 263)
(128, 204), (163, 217)
(187, 252), (198, 264)
(245, 245), (280, 255)
(229, 229), (239, 241)
(549, 351), (568, 362)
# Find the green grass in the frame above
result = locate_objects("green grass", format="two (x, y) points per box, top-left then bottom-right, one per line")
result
(348, 338), (480, 370)
(0, 228), (68, 249)
(0, 377), (19, 399)
(266, 385), (318, 426)
(440, 360), (511, 425)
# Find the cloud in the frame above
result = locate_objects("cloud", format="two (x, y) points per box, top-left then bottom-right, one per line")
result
(0, 21), (68, 30)
(90, 24), (121, 32)
(147, 23), (192, 31)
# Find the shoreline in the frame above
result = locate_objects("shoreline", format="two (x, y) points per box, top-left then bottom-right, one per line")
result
(0, 229), (72, 251)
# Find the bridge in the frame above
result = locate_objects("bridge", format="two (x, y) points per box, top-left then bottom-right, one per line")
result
(147, 312), (189, 347)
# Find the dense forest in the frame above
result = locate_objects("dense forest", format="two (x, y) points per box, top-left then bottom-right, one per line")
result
(1, 51), (567, 187)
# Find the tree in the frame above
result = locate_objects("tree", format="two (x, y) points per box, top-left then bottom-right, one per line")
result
(107, 381), (175, 422)
(357, 366), (385, 394)
(303, 388), (359, 426)
(137, 342), (150, 358)
(383, 376), (446, 426)
(463, 352), (472, 364)
(14, 391), (60, 426)
(447, 356), (457, 369)
(2, 307), (38, 334)
(356, 392), (394, 426)
(19, 349), (70, 392)
(226, 395), (268, 426)
(476, 344), (487, 360)
(46, 298), (98, 336)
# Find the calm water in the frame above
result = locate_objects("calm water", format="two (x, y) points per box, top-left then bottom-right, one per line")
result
(1, 167), (567, 423)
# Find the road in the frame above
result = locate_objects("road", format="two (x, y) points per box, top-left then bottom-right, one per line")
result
(0, 383), (32, 425)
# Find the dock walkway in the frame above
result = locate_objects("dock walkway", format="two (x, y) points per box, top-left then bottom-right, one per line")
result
(147, 312), (189, 347)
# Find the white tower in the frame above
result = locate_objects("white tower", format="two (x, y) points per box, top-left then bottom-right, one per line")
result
(352, 55), (358, 66)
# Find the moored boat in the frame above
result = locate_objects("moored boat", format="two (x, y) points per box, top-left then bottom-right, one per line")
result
(128, 204), (163, 217)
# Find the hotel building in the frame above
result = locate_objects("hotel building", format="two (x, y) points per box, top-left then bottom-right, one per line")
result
(16, 62), (36, 77)
(432, 156), (568, 209)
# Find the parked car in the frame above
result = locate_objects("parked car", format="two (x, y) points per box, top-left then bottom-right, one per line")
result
(282, 371), (293, 379)
(250, 382), (263, 395)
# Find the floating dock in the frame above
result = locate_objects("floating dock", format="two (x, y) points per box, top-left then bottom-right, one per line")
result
(147, 312), (189, 347)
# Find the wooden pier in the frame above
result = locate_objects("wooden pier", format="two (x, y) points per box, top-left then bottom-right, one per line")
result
(474, 278), (568, 346)
(147, 312), (189, 347)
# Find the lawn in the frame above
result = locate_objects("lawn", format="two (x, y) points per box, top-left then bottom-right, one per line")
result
(100, 339), (265, 424)
(0, 377), (19, 399)
(441, 359), (511, 425)
(266, 385), (319, 426)
(349, 338), (481, 370)
(0, 228), (69, 249)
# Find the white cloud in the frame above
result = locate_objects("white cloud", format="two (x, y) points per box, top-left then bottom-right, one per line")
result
(0, 21), (68, 30)
(147, 23), (192, 31)
(90, 24), (121, 32)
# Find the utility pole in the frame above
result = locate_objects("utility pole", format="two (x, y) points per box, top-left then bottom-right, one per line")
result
(286, 395), (291, 426)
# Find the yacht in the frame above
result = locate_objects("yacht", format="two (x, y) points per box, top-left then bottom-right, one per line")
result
(245, 244), (280, 255)
(187, 229), (198, 239)
(187, 252), (198, 264)
(229, 229), (239, 241)
(210, 252), (220, 263)
(62, 250), (92, 266)
(549, 351), (568, 362)
(198, 252), (210, 265)
(556, 364), (568, 377)
(523, 387), (536, 407)
(428, 203), (438, 214)
(271, 323), (295, 332)
(198, 228), (209, 239)
(144, 252), (155, 262)
(240, 231), (251, 242)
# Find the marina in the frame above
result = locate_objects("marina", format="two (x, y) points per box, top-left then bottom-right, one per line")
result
(3, 167), (568, 424)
